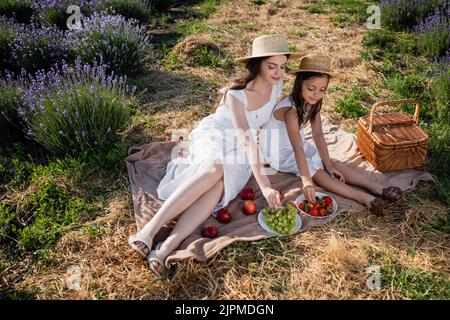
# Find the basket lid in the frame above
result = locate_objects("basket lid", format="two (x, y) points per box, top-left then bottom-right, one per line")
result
(371, 123), (429, 147)
(359, 112), (414, 130)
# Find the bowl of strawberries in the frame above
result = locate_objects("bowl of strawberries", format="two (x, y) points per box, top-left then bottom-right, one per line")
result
(294, 192), (338, 219)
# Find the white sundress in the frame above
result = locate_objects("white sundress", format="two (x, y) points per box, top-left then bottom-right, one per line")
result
(157, 81), (284, 215)
(260, 96), (324, 178)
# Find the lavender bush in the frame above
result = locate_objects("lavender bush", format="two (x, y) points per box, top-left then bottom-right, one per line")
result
(32, 0), (99, 29)
(66, 13), (150, 75)
(0, 18), (16, 74)
(14, 59), (135, 154)
(100, 0), (153, 23)
(8, 22), (69, 73)
(0, 0), (34, 24)
(414, 6), (450, 58)
(0, 73), (23, 131)
(380, 0), (446, 31)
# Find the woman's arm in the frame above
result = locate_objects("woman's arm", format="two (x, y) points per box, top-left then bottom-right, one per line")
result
(311, 112), (345, 182)
(227, 93), (281, 208)
(284, 108), (316, 203)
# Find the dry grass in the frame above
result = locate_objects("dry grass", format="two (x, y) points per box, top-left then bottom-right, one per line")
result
(2, 0), (449, 300)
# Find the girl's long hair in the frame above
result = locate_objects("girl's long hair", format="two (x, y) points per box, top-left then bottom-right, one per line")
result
(290, 72), (330, 125)
(213, 55), (289, 111)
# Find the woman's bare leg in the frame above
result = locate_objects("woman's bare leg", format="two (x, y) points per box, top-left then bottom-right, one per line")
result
(334, 163), (384, 195)
(312, 169), (375, 207)
(149, 178), (225, 273)
(130, 162), (223, 254)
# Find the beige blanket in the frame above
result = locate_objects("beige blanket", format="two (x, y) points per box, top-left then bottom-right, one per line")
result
(125, 118), (434, 266)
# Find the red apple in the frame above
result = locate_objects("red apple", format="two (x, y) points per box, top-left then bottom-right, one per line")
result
(216, 208), (232, 223)
(240, 187), (255, 200)
(201, 225), (218, 239)
(242, 200), (257, 215)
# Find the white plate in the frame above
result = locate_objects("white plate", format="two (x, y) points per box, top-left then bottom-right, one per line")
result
(258, 207), (302, 236)
(294, 192), (338, 219)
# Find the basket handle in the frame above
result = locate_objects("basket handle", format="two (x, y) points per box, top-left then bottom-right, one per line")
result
(368, 99), (420, 134)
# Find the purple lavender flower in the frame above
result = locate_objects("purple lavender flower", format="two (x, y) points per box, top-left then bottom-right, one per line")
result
(11, 59), (133, 154)
(8, 22), (68, 73)
(65, 13), (150, 74)
(414, 5), (450, 33)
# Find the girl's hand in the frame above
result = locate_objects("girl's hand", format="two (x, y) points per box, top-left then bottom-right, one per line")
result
(327, 165), (345, 183)
(302, 178), (316, 203)
(261, 187), (282, 208)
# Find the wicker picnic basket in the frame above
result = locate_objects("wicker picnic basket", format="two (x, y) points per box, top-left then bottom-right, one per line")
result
(357, 99), (429, 172)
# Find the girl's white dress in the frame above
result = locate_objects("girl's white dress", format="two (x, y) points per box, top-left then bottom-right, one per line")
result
(260, 96), (324, 177)
(157, 81), (284, 215)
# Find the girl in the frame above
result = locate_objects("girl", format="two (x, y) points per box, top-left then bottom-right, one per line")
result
(260, 54), (402, 217)
(128, 34), (302, 276)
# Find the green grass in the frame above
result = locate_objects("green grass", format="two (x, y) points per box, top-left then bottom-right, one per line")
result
(198, 0), (225, 17)
(326, 0), (376, 23)
(0, 156), (96, 254)
(308, 5), (326, 14)
(330, 14), (352, 28)
(369, 250), (450, 299)
(290, 30), (308, 38)
(0, 139), (126, 259)
(192, 46), (224, 68)
(361, 30), (419, 64)
(335, 85), (372, 118)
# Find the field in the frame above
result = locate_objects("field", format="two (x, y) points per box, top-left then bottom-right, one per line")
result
(0, 0), (449, 299)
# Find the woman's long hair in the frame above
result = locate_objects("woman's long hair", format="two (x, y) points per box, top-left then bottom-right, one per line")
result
(290, 72), (330, 125)
(213, 55), (289, 111)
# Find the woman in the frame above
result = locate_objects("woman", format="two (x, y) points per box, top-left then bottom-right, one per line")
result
(128, 34), (302, 276)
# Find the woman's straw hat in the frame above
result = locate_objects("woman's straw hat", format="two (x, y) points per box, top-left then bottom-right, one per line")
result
(289, 54), (334, 77)
(236, 34), (303, 63)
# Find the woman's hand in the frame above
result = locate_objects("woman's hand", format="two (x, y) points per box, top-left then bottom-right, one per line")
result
(326, 165), (345, 183)
(302, 178), (316, 203)
(261, 187), (282, 208)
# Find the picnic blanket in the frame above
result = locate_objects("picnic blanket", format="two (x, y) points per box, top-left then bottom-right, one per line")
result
(125, 117), (434, 267)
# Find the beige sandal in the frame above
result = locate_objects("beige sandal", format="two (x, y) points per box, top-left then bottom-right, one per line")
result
(147, 242), (167, 277)
(128, 233), (153, 258)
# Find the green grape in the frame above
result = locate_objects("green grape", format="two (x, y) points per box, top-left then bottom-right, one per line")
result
(263, 205), (299, 235)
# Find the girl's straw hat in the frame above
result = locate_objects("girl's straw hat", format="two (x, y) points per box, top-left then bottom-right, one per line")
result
(236, 34), (303, 63)
(289, 54), (334, 77)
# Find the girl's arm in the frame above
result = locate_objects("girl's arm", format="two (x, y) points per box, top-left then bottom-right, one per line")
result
(284, 108), (316, 203)
(311, 112), (345, 182)
(227, 93), (281, 208)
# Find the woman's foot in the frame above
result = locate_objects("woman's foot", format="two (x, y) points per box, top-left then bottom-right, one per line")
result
(370, 197), (389, 217)
(148, 242), (167, 277)
(128, 233), (153, 258)
(381, 186), (402, 203)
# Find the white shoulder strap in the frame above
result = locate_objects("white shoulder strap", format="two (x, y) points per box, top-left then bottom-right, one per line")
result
(220, 87), (247, 107)
(274, 96), (293, 111)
